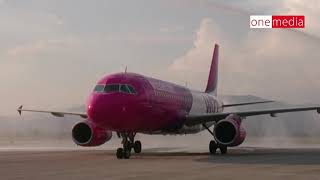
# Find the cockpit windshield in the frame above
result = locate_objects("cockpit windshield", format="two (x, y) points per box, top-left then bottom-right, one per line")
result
(127, 85), (136, 94)
(94, 84), (136, 94)
(120, 84), (137, 94)
(104, 84), (120, 93)
(94, 84), (105, 92)
(120, 84), (130, 93)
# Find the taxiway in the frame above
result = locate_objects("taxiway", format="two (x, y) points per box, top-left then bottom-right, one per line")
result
(0, 147), (319, 180)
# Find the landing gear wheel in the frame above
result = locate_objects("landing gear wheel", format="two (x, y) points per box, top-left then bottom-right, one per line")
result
(116, 148), (124, 159)
(209, 140), (218, 154)
(123, 149), (131, 159)
(219, 146), (228, 154)
(134, 141), (142, 153)
(116, 132), (138, 159)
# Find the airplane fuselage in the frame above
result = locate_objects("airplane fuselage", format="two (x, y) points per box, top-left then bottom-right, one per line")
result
(87, 72), (223, 134)
(18, 44), (320, 159)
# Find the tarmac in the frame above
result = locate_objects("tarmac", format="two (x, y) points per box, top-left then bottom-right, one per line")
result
(0, 147), (320, 180)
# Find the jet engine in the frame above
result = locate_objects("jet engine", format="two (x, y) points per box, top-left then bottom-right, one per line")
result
(72, 121), (112, 147)
(213, 114), (246, 147)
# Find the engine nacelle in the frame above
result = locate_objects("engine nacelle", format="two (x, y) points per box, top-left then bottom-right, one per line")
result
(214, 114), (246, 147)
(72, 121), (112, 147)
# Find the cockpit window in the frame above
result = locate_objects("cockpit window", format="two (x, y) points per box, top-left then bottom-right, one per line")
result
(94, 84), (136, 94)
(127, 85), (136, 94)
(120, 84), (131, 93)
(104, 84), (120, 93)
(94, 85), (105, 92)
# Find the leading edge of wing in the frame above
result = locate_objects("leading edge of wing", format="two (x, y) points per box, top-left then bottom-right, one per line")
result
(17, 105), (88, 119)
(185, 106), (320, 126)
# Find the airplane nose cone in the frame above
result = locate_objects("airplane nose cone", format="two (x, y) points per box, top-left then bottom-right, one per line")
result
(87, 93), (127, 129)
(86, 93), (143, 131)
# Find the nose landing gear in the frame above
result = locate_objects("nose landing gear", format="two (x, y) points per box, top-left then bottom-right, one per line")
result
(116, 132), (142, 159)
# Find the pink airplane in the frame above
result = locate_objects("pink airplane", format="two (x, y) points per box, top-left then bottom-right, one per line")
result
(18, 44), (320, 159)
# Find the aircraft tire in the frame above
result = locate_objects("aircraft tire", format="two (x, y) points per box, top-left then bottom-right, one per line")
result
(116, 148), (124, 159)
(134, 141), (142, 153)
(209, 140), (217, 154)
(220, 146), (228, 154)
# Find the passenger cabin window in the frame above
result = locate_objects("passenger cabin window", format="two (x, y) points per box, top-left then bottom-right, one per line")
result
(94, 85), (105, 92)
(104, 84), (120, 93)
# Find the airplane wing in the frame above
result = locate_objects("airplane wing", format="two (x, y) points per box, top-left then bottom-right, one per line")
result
(17, 105), (88, 119)
(222, 100), (274, 107)
(220, 95), (274, 107)
(185, 106), (320, 126)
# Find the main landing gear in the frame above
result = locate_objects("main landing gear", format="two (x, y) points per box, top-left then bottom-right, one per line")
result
(209, 140), (227, 155)
(202, 124), (228, 155)
(116, 132), (142, 159)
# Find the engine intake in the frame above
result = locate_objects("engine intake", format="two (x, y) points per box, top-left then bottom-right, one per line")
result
(214, 114), (246, 147)
(72, 121), (112, 147)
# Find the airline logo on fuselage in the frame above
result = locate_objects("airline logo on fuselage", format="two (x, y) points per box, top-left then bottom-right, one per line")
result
(202, 95), (217, 113)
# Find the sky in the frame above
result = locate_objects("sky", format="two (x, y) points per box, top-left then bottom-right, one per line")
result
(0, 0), (320, 116)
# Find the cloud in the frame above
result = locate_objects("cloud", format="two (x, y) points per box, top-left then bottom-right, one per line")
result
(170, 18), (221, 72)
(7, 40), (54, 57)
(6, 38), (77, 58)
(160, 26), (184, 33)
(198, 0), (320, 39)
(169, 17), (320, 104)
(47, 13), (64, 26)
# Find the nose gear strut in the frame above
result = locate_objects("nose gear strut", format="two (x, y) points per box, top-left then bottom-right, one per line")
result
(116, 132), (142, 159)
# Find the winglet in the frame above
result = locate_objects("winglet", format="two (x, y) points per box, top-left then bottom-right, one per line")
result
(17, 105), (23, 115)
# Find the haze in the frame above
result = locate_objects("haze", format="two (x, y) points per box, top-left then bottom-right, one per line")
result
(0, 0), (320, 118)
